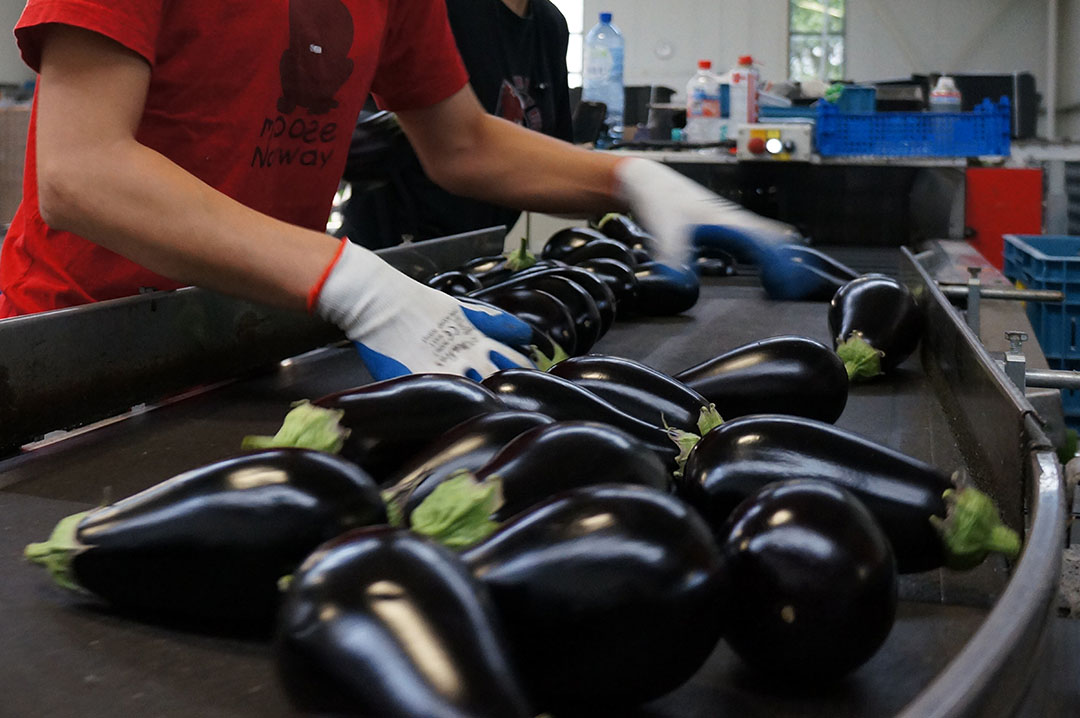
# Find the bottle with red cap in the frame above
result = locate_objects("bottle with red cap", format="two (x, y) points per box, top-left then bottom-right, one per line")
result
(685, 60), (722, 144)
(728, 55), (760, 128)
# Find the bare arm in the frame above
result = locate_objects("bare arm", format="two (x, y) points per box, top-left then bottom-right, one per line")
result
(35, 25), (339, 311)
(395, 86), (627, 216)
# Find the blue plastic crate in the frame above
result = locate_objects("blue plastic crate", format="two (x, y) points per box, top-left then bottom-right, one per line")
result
(1046, 357), (1080, 431)
(814, 97), (1011, 157)
(1002, 235), (1080, 364)
(837, 86), (876, 113)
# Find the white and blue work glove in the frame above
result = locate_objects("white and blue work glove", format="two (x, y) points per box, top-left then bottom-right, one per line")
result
(313, 240), (535, 381)
(614, 157), (801, 266)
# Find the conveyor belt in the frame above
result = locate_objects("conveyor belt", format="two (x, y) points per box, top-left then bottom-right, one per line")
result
(1, 272), (1050, 718)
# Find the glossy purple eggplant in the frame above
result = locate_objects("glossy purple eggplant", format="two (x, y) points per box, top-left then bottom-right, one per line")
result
(574, 257), (638, 304)
(540, 226), (610, 261)
(474, 287), (577, 358)
(829, 274), (923, 381)
(596, 213), (651, 250)
(459, 237), (539, 287)
(511, 265), (617, 335)
(673, 335), (849, 423)
(694, 255), (736, 277)
(481, 368), (678, 465)
(559, 238), (638, 268)
(678, 414), (1020, 573)
(314, 374), (506, 480)
(474, 274), (602, 355)
(719, 480), (897, 681)
(622, 261), (701, 316)
(549, 354), (710, 432)
(381, 410), (557, 518)
(425, 269), (484, 296)
(402, 420), (672, 523)
(461, 485), (725, 710)
(276, 527), (534, 718)
(25, 449), (387, 628)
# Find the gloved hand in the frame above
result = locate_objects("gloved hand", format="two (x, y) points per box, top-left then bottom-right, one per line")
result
(613, 157), (801, 267)
(312, 239), (535, 381)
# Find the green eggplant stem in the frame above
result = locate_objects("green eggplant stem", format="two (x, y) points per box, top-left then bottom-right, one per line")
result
(408, 471), (504, 549)
(24, 510), (92, 593)
(531, 340), (570, 371)
(930, 487), (1022, 571)
(240, 400), (349, 453)
(835, 331), (885, 382)
(504, 236), (537, 272)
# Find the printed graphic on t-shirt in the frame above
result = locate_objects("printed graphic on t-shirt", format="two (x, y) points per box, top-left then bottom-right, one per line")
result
(278, 0), (355, 114)
(253, 0), (355, 171)
(496, 77), (542, 131)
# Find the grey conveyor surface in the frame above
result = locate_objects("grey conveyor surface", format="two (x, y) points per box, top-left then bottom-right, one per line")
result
(0, 279), (1075, 717)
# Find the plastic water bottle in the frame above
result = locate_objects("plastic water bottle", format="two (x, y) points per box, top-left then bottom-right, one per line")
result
(727, 55), (760, 128)
(685, 60), (722, 144)
(582, 12), (625, 144)
(929, 75), (962, 113)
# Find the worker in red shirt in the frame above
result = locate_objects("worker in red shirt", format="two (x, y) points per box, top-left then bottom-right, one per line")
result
(0, 0), (792, 380)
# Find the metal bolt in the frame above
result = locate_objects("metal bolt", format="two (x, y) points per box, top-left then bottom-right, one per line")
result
(1006, 331), (1028, 353)
(968, 266), (982, 280)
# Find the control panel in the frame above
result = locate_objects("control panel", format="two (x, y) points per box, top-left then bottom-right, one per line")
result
(735, 123), (814, 161)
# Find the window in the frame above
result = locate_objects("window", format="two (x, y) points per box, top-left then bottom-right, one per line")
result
(789, 0), (845, 82)
(550, 0), (584, 88)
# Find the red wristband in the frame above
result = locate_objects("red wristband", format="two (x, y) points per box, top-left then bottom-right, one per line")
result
(306, 238), (349, 314)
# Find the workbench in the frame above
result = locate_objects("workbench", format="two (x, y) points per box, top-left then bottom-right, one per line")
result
(0, 237), (1073, 717)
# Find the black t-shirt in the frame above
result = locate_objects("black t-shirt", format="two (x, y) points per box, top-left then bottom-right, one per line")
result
(342, 0), (573, 247)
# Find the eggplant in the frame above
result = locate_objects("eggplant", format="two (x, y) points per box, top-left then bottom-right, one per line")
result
(549, 354), (711, 432)
(245, 374), (507, 481)
(461, 484), (725, 710)
(678, 414), (1021, 573)
(426, 269), (484, 296)
(674, 335), (849, 423)
(596, 213), (652, 250)
(694, 255), (736, 277)
(473, 287), (577, 358)
(380, 410), (557, 520)
(630, 247), (653, 264)
(559, 238), (638, 268)
(574, 257), (638, 304)
(24, 449), (387, 628)
(718, 480), (897, 681)
(402, 420), (672, 525)
(540, 226), (610, 261)
(276, 527), (534, 718)
(459, 237), (542, 287)
(481, 368), (678, 465)
(758, 243), (858, 302)
(829, 274), (923, 381)
(511, 265), (617, 335)
(621, 261), (700, 316)
(474, 274), (602, 355)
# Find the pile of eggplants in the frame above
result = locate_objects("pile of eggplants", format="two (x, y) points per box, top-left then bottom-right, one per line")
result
(418, 219), (702, 363)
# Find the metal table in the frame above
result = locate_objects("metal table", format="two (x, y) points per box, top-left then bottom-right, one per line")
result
(0, 236), (1070, 717)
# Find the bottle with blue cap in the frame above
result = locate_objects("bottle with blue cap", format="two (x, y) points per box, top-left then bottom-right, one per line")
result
(582, 11), (625, 145)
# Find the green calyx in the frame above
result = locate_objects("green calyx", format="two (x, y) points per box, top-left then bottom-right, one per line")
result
(665, 405), (723, 478)
(504, 237), (537, 272)
(930, 487), (1022, 571)
(836, 331), (885, 382)
(530, 340), (570, 371)
(24, 510), (93, 593)
(240, 400), (349, 453)
(409, 471), (504, 549)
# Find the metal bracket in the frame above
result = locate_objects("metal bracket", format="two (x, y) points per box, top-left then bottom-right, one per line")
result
(1004, 330), (1028, 390)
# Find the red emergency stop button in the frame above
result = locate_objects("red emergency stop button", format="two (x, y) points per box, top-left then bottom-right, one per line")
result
(747, 137), (766, 154)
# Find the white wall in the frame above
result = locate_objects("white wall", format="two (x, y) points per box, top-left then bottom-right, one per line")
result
(1060, 0), (1080, 138)
(1, 0), (30, 86)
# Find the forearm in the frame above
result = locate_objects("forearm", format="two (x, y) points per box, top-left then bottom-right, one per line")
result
(39, 137), (339, 312)
(398, 89), (626, 216)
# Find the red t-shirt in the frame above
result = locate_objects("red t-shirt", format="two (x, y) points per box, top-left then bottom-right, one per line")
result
(0, 0), (468, 317)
